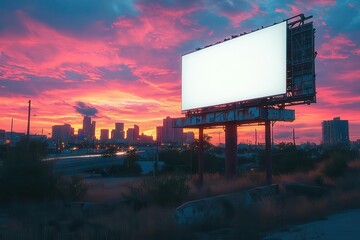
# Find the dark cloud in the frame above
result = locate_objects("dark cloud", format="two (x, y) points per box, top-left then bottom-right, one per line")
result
(137, 0), (195, 8)
(74, 101), (98, 116)
(334, 102), (360, 111)
(274, 131), (292, 139)
(99, 64), (138, 82)
(0, 75), (63, 97)
(65, 70), (88, 81)
(302, 131), (320, 139)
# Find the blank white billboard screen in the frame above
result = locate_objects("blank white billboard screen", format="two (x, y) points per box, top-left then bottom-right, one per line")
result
(182, 21), (287, 111)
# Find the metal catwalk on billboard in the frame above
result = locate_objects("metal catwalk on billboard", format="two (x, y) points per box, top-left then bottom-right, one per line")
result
(174, 107), (294, 128)
(175, 14), (316, 185)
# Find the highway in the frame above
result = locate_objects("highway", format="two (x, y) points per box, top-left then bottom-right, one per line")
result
(44, 153), (126, 175)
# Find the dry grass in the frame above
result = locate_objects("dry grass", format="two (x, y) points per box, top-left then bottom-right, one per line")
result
(189, 172), (266, 199)
(83, 177), (143, 202)
(1, 158), (360, 239)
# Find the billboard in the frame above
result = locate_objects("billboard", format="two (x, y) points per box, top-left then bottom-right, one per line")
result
(287, 22), (316, 102)
(182, 21), (287, 111)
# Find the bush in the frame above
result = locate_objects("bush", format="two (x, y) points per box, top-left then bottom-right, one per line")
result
(108, 161), (142, 176)
(323, 156), (348, 178)
(266, 147), (315, 174)
(57, 175), (88, 201)
(123, 175), (190, 208)
(0, 140), (59, 202)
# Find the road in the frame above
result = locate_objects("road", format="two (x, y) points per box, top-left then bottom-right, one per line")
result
(44, 154), (126, 175)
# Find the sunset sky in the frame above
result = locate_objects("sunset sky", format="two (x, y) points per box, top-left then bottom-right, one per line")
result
(0, 0), (359, 145)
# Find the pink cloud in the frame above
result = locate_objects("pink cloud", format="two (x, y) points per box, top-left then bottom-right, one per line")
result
(112, 3), (203, 50)
(0, 11), (134, 81)
(275, 4), (305, 17)
(318, 34), (356, 60)
(333, 69), (360, 82)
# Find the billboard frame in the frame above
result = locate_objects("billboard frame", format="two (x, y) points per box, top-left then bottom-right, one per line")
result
(182, 14), (316, 116)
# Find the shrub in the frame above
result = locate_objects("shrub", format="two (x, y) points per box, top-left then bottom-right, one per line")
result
(323, 156), (348, 177)
(270, 149), (314, 174)
(123, 175), (190, 208)
(0, 140), (59, 202)
(57, 175), (88, 201)
(108, 161), (142, 176)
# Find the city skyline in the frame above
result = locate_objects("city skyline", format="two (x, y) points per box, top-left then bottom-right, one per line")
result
(46, 115), (192, 144)
(1, 1), (360, 144)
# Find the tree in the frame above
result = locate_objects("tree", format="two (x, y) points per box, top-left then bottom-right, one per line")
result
(108, 148), (141, 176)
(193, 134), (214, 151)
(0, 139), (58, 202)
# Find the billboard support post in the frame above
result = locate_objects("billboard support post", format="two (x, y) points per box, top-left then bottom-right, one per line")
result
(265, 119), (272, 185)
(225, 123), (237, 178)
(198, 127), (204, 187)
(178, 14), (315, 185)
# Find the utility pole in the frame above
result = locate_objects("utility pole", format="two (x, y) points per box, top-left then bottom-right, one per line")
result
(10, 118), (13, 145)
(271, 121), (275, 147)
(27, 100), (31, 149)
(198, 127), (204, 187)
(293, 128), (296, 146)
(265, 120), (272, 185)
(255, 128), (257, 146)
(218, 131), (221, 146)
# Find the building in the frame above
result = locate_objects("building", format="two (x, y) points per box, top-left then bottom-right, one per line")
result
(162, 116), (183, 143)
(322, 117), (349, 145)
(126, 125), (140, 142)
(82, 116), (91, 139)
(0, 129), (5, 145)
(139, 133), (153, 143)
(156, 126), (163, 143)
(111, 122), (125, 141)
(100, 129), (109, 141)
(126, 128), (134, 142)
(134, 125), (139, 141)
(82, 116), (96, 140)
(91, 121), (96, 140)
(5, 132), (25, 145)
(52, 124), (74, 143)
(78, 129), (84, 140)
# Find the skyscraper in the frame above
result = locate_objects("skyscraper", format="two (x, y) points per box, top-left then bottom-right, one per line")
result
(100, 129), (109, 141)
(134, 125), (139, 141)
(82, 116), (96, 140)
(126, 125), (140, 142)
(91, 121), (96, 140)
(83, 116), (92, 140)
(322, 117), (349, 145)
(126, 128), (134, 142)
(156, 126), (163, 143)
(112, 122), (125, 141)
(162, 116), (183, 143)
